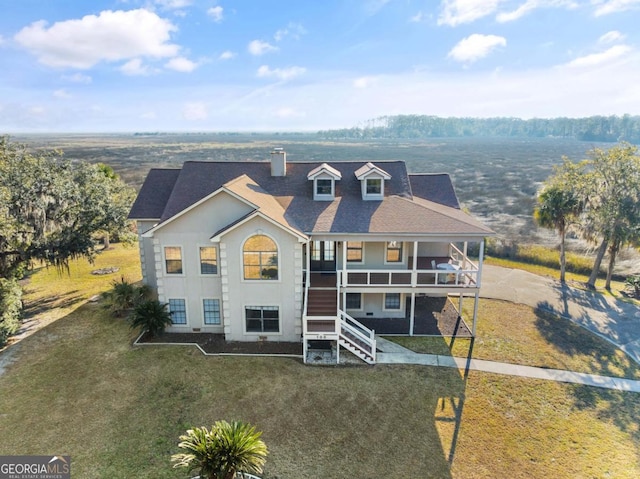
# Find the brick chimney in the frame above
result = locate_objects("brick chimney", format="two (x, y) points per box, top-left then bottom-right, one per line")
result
(270, 148), (286, 177)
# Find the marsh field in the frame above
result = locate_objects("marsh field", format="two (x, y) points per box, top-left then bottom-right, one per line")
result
(15, 132), (637, 269)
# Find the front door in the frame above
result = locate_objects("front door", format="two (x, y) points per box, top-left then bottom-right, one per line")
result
(310, 241), (336, 272)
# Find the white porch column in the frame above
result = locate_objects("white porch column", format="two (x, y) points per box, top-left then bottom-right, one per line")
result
(463, 241), (468, 269)
(409, 292), (416, 336)
(412, 241), (418, 286)
(477, 239), (485, 288)
(472, 291), (480, 336)
(342, 240), (347, 287)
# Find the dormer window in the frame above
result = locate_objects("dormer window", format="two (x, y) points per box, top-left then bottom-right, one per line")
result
(355, 162), (391, 201)
(366, 178), (382, 195)
(316, 178), (333, 196)
(307, 163), (342, 201)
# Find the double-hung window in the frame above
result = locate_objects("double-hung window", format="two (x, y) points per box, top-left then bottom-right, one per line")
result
(346, 241), (363, 263)
(168, 299), (187, 325)
(385, 241), (403, 263)
(245, 306), (279, 333)
(346, 293), (362, 310)
(199, 247), (218, 275)
(164, 246), (183, 274)
(384, 293), (402, 310)
(203, 299), (221, 325)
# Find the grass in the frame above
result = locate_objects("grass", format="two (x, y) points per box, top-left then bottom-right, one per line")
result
(21, 243), (143, 326)
(390, 300), (640, 380)
(1, 244), (639, 477)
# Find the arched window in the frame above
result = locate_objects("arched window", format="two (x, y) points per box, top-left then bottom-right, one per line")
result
(243, 234), (278, 280)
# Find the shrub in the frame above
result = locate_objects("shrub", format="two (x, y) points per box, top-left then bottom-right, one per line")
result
(128, 299), (173, 337)
(102, 277), (151, 317)
(626, 274), (640, 297)
(0, 278), (22, 347)
(172, 421), (268, 479)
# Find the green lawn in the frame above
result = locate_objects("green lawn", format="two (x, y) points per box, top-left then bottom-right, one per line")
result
(0, 246), (639, 478)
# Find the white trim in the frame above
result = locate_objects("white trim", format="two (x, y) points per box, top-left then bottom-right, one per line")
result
(241, 232), (281, 283)
(307, 163), (342, 180)
(168, 297), (189, 327)
(383, 241), (405, 265)
(243, 304), (282, 335)
(382, 292), (404, 312)
(211, 210), (307, 243)
(198, 245), (219, 277)
(201, 297), (222, 326)
(163, 245), (185, 276)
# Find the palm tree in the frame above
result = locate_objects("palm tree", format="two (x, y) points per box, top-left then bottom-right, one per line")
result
(103, 277), (150, 317)
(172, 421), (268, 479)
(128, 299), (173, 338)
(534, 183), (582, 283)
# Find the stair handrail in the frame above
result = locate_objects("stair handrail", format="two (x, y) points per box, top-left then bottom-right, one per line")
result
(338, 310), (376, 362)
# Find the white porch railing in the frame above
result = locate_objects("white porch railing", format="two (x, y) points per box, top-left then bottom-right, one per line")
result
(338, 266), (478, 288)
(339, 310), (376, 362)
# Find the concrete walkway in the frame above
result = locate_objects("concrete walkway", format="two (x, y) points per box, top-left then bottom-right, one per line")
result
(374, 264), (640, 392)
(375, 338), (640, 392)
(481, 265), (640, 364)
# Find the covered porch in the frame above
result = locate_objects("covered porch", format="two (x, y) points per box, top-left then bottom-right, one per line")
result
(354, 296), (473, 337)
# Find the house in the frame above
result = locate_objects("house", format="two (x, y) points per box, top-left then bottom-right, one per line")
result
(128, 149), (494, 364)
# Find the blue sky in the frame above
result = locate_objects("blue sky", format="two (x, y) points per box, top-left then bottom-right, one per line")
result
(1, 0), (639, 132)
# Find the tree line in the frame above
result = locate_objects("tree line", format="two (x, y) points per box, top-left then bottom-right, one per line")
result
(318, 114), (640, 142)
(0, 137), (135, 346)
(534, 142), (640, 289)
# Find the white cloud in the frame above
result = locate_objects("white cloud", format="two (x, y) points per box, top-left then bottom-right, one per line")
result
(496, 0), (578, 23)
(566, 44), (632, 67)
(140, 111), (157, 119)
(207, 6), (224, 22)
(438, 0), (503, 26)
(257, 65), (306, 80)
(274, 22), (307, 42)
(592, 0), (640, 16)
(599, 30), (625, 44)
(219, 50), (235, 60)
(120, 58), (151, 76)
(53, 89), (71, 99)
(448, 34), (507, 63)
(353, 76), (376, 88)
(248, 40), (278, 56)
(14, 9), (180, 69)
(62, 73), (92, 84)
(410, 11), (425, 22)
(0, 34), (4, 46)
(155, 0), (192, 9)
(182, 102), (208, 121)
(165, 56), (198, 72)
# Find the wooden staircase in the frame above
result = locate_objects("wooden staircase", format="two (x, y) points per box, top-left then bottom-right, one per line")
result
(306, 289), (338, 316)
(304, 275), (376, 364)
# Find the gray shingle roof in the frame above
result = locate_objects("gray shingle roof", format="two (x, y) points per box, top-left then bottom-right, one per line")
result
(129, 160), (493, 237)
(409, 173), (461, 209)
(128, 169), (180, 219)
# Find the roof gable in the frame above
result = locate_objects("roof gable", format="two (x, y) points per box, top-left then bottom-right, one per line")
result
(307, 163), (342, 180)
(354, 162), (391, 180)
